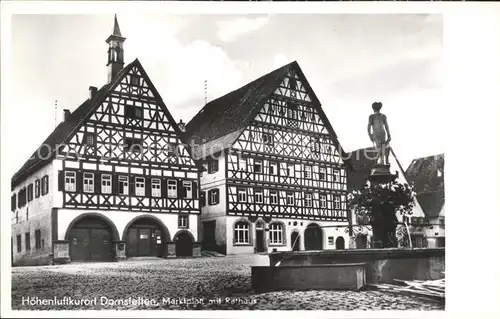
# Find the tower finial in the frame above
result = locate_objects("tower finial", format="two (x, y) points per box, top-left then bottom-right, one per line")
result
(113, 14), (122, 37)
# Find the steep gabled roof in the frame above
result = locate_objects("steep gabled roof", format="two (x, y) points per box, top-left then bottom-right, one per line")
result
(406, 153), (445, 218)
(12, 58), (199, 188)
(185, 61), (351, 168)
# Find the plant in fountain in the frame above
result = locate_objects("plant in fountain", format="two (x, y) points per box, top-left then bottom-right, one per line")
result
(348, 181), (415, 248)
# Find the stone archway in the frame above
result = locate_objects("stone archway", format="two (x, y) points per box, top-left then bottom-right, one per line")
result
(122, 215), (170, 258)
(174, 230), (195, 257)
(304, 223), (323, 251)
(65, 213), (120, 262)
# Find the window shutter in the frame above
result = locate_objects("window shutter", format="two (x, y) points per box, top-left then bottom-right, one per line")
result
(95, 173), (101, 194)
(58, 171), (64, 191)
(177, 179), (184, 198)
(145, 177), (151, 197)
(130, 176), (136, 196)
(112, 173), (119, 194)
(214, 188), (220, 204)
(193, 181), (198, 199)
(76, 171), (83, 193)
(200, 191), (206, 207)
(214, 158), (219, 173)
(162, 179), (168, 197)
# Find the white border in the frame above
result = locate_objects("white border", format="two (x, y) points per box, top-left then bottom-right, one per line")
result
(2, 1), (500, 318)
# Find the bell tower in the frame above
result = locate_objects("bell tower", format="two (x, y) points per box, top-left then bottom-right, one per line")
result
(106, 14), (126, 83)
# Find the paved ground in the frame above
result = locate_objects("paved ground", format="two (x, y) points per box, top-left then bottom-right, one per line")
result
(12, 254), (444, 310)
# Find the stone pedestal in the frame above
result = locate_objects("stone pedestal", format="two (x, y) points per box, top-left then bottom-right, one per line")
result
(165, 241), (176, 258)
(113, 240), (127, 261)
(52, 240), (70, 264)
(192, 242), (202, 257)
(368, 164), (397, 185)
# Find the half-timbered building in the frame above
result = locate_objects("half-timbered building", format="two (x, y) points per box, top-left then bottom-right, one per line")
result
(11, 17), (202, 265)
(185, 61), (352, 255)
(405, 154), (445, 248)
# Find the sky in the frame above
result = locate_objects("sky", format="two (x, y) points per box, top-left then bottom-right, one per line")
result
(7, 13), (444, 176)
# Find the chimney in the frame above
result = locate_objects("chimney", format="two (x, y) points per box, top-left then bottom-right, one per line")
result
(63, 109), (71, 122)
(178, 119), (186, 132)
(89, 86), (98, 100)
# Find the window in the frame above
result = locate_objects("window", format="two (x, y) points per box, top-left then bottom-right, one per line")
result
(286, 163), (295, 177)
(328, 236), (334, 245)
(238, 189), (247, 202)
(262, 129), (274, 146)
(130, 75), (140, 86)
(289, 77), (297, 90)
(319, 167), (326, 181)
(135, 177), (145, 196)
(209, 188), (219, 205)
(208, 158), (219, 174)
(239, 157), (247, 171)
(83, 173), (94, 193)
(84, 132), (96, 146)
(124, 137), (143, 153)
(166, 143), (176, 156)
(254, 160), (262, 173)
(334, 195), (341, 209)
(118, 176), (129, 195)
(35, 229), (42, 249)
(320, 194), (327, 208)
(437, 237), (445, 248)
(17, 235), (22, 253)
(125, 105), (143, 119)
(27, 184), (33, 202)
(25, 232), (30, 251)
(65, 171), (76, 192)
(11, 194), (16, 212)
(41, 175), (49, 195)
(270, 190), (278, 205)
(304, 165), (312, 179)
(310, 137), (320, 154)
(270, 162), (278, 175)
(234, 221), (250, 244)
(178, 215), (189, 228)
(167, 180), (177, 198)
(286, 192), (294, 206)
(18, 188), (27, 208)
(183, 181), (193, 199)
(304, 193), (312, 207)
(333, 169), (340, 182)
(152, 178), (161, 197)
(254, 189), (263, 204)
(101, 174), (112, 194)
(269, 223), (284, 244)
(35, 179), (40, 198)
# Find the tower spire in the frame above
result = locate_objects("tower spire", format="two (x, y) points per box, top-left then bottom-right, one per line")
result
(106, 14), (126, 83)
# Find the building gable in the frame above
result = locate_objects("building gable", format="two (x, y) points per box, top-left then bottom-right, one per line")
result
(60, 59), (198, 168)
(232, 67), (344, 165)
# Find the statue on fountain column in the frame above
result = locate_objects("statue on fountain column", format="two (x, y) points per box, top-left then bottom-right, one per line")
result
(367, 101), (391, 166)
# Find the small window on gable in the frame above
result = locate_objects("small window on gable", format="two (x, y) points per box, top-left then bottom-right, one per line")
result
(130, 75), (140, 86)
(125, 105), (143, 119)
(124, 137), (143, 153)
(289, 77), (296, 91)
(84, 132), (96, 146)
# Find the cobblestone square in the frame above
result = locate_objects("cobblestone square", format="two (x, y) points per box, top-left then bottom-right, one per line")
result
(12, 254), (444, 310)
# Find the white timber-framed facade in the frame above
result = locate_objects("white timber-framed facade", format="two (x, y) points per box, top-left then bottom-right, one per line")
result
(11, 16), (202, 266)
(186, 61), (353, 255)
